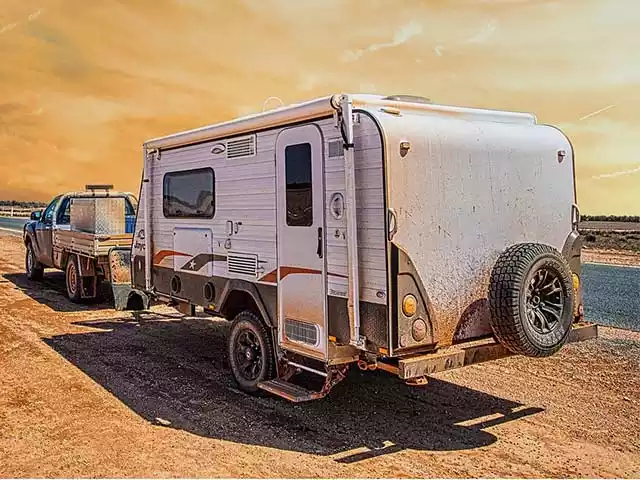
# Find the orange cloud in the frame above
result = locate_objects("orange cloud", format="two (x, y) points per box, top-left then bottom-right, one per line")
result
(0, 0), (638, 214)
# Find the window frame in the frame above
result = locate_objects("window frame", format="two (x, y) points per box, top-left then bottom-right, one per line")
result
(162, 167), (216, 219)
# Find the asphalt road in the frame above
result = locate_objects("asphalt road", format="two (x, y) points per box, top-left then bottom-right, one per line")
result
(582, 263), (640, 331)
(0, 216), (27, 232)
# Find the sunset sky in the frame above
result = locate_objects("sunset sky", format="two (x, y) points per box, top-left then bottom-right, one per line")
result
(0, 0), (638, 214)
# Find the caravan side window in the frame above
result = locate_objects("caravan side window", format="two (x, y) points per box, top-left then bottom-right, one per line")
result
(285, 143), (312, 227)
(163, 167), (215, 218)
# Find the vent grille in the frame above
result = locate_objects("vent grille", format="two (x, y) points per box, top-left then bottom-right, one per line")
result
(328, 140), (343, 158)
(227, 252), (258, 277)
(227, 135), (256, 158)
(285, 319), (319, 346)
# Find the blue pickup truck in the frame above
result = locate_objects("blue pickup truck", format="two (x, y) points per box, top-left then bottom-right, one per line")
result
(23, 185), (142, 306)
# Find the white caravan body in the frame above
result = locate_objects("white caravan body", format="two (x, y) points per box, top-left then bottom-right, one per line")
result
(132, 93), (582, 371)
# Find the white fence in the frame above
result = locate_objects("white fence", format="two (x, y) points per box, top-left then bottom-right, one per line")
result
(0, 207), (34, 218)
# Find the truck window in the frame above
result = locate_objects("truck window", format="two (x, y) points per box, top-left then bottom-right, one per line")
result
(124, 197), (136, 216)
(56, 197), (71, 225)
(163, 167), (215, 218)
(42, 195), (61, 224)
(285, 142), (313, 227)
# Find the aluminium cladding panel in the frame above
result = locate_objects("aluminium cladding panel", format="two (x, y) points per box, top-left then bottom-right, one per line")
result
(131, 115), (389, 306)
(320, 114), (388, 306)
(70, 197), (126, 235)
(372, 107), (575, 346)
(143, 129), (278, 286)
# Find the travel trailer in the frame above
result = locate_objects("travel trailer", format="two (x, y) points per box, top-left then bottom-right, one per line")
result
(128, 93), (595, 402)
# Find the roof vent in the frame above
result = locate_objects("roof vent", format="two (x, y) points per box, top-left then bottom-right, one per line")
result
(383, 95), (432, 104)
(227, 135), (256, 159)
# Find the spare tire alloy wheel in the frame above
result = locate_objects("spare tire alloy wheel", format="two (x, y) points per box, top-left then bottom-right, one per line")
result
(488, 243), (574, 357)
(526, 268), (564, 335)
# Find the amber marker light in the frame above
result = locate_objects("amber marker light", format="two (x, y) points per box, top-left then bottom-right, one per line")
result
(402, 294), (417, 317)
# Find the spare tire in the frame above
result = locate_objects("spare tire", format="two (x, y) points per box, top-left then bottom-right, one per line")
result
(488, 243), (574, 357)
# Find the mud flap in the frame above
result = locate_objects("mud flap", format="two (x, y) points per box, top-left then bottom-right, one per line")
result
(108, 247), (150, 311)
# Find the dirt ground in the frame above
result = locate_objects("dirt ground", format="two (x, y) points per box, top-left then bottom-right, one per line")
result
(581, 230), (640, 254)
(582, 247), (640, 267)
(0, 234), (639, 478)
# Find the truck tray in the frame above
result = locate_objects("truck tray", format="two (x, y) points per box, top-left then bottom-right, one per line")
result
(54, 230), (133, 258)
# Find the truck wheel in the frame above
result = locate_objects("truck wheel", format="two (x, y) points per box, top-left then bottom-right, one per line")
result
(488, 243), (574, 357)
(228, 311), (275, 393)
(25, 242), (43, 281)
(65, 255), (83, 303)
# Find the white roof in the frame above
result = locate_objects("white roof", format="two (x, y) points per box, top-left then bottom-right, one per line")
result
(144, 93), (536, 150)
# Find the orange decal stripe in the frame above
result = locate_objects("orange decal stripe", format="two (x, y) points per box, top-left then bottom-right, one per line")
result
(279, 266), (322, 280)
(258, 267), (349, 283)
(153, 249), (190, 265)
(259, 269), (278, 283)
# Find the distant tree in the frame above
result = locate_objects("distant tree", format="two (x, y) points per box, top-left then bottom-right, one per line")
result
(0, 200), (47, 208)
(580, 214), (639, 222)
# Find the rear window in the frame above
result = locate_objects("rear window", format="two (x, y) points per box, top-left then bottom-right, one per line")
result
(124, 197), (136, 216)
(163, 168), (215, 218)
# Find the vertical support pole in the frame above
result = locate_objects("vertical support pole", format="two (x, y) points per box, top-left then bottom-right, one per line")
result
(143, 146), (152, 292)
(340, 95), (363, 348)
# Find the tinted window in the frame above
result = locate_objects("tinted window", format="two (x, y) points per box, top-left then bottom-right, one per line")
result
(285, 143), (312, 227)
(42, 196), (61, 224)
(124, 196), (136, 216)
(163, 168), (215, 218)
(56, 197), (71, 224)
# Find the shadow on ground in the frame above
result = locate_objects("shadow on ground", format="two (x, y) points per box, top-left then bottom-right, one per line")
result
(3, 271), (114, 312)
(43, 312), (544, 461)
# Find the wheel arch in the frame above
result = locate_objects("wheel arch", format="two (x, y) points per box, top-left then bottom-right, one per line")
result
(23, 225), (36, 246)
(218, 280), (276, 328)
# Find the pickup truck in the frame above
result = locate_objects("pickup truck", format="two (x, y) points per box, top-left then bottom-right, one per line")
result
(23, 185), (146, 308)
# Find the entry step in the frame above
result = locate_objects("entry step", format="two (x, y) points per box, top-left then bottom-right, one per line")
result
(257, 378), (325, 402)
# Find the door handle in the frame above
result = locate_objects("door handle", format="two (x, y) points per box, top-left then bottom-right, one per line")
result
(317, 227), (323, 258)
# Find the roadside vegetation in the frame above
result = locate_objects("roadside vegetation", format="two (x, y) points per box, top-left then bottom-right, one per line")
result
(0, 200), (47, 209)
(581, 215), (640, 222)
(581, 231), (640, 253)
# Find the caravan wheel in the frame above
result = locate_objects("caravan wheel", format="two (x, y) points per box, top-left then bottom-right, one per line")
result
(488, 243), (575, 357)
(228, 311), (275, 393)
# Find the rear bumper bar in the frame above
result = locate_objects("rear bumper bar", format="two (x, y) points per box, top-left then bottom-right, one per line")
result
(393, 322), (598, 380)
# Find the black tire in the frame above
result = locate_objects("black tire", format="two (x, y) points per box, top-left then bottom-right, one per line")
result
(25, 242), (44, 281)
(488, 242), (575, 357)
(228, 311), (276, 393)
(65, 255), (83, 303)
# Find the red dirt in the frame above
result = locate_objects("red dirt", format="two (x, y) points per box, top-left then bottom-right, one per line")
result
(0, 234), (639, 477)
